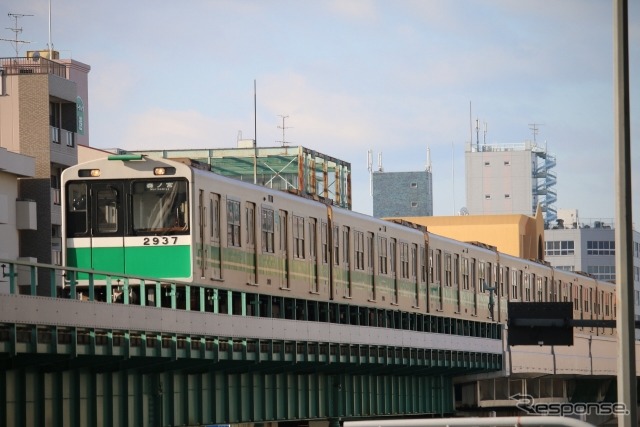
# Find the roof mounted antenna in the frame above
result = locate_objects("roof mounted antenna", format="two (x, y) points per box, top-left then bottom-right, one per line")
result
(2, 13), (33, 56)
(277, 114), (292, 147)
(529, 123), (543, 144)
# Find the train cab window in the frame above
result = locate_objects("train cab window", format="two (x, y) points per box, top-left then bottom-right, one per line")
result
(131, 180), (188, 234)
(66, 182), (88, 236)
(96, 188), (119, 233)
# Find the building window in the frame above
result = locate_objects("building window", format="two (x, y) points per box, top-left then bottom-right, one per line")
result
(410, 182), (418, 188)
(504, 161), (511, 166)
(587, 240), (615, 256)
(485, 194), (491, 200)
(505, 194), (511, 199)
(411, 201), (418, 208)
(484, 161), (490, 166)
(545, 240), (575, 256)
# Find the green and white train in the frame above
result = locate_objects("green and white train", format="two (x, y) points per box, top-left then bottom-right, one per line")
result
(62, 155), (617, 328)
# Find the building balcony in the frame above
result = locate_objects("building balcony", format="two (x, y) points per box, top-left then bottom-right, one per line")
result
(50, 126), (77, 167)
(51, 189), (61, 226)
(0, 57), (67, 78)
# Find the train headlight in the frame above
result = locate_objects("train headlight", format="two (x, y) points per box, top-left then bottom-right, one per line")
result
(153, 167), (176, 176)
(78, 169), (101, 177)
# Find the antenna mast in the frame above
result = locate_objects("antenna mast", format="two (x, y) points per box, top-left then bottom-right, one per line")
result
(2, 13), (33, 56)
(529, 123), (543, 144)
(367, 150), (373, 196)
(277, 114), (292, 147)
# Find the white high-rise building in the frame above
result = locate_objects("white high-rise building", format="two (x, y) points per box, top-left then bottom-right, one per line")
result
(465, 141), (557, 225)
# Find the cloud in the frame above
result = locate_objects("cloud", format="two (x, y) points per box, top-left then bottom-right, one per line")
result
(120, 108), (244, 151)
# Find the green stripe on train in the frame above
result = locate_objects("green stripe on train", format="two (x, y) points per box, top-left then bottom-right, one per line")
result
(67, 245), (191, 278)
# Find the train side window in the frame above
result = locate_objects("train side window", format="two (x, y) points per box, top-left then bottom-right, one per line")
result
(355, 231), (365, 270)
(444, 253), (452, 286)
(246, 203), (255, 246)
(511, 269), (518, 300)
(378, 236), (388, 274)
(420, 245), (427, 283)
(210, 195), (220, 240)
(321, 222), (328, 263)
(66, 182), (87, 236)
(389, 239), (397, 276)
(261, 208), (275, 253)
(227, 200), (241, 247)
(309, 218), (317, 260)
(400, 242), (409, 279)
(462, 257), (469, 290)
(333, 226), (340, 265)
(293, 215), (305, 259)
(342, 226), (350, 266)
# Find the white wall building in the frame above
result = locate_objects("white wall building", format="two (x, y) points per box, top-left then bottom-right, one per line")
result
(465, 141), (557, 224)
(544, 210), (640, 321)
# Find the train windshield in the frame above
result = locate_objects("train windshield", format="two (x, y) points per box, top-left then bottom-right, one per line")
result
(131, 180), (189, 234)
(65, 178), (190, 238)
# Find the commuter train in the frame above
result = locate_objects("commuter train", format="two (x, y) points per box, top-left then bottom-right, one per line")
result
(61, 155), (616, 329)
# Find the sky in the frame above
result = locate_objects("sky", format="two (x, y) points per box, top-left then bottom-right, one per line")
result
(2, 0), (639, 226)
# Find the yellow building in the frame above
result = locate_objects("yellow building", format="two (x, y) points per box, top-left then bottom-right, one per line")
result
(388, 205), (545, 261)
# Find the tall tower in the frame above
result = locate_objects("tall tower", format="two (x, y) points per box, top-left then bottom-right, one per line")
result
(465, 139), (557, 224)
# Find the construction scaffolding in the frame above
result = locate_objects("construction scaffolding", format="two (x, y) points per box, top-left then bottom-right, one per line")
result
(134, 145), (352, 210)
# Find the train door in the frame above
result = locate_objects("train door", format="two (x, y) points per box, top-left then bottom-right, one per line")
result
(209, 193), (221, 280)
(278, 210), (289, 289)
(90, 182), (125, 273)
(246, 202), (256, 285)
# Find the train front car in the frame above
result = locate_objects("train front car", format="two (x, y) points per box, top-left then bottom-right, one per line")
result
(62, 156), (194, 288)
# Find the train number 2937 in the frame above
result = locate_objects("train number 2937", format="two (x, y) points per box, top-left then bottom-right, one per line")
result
(143, 237), (178, 246)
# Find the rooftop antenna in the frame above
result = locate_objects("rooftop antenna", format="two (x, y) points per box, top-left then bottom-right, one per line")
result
(377, 152), (383, 172)
(426, 146), (432, 173)
(483, 122), (488, 145)
(2, 13), (33, 56)
(475, 118), (480, 151)
(367, 149), (373, 196)
(253, 80), (257, 184)
(277, 114), (292, 147)
(529, 123), (543, 144)
(48, 0), (53, 59)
